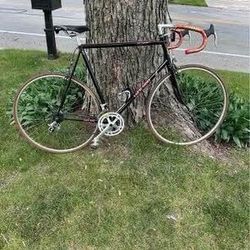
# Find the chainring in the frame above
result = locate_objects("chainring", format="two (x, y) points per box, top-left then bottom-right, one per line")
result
(97, 112), (125, 136)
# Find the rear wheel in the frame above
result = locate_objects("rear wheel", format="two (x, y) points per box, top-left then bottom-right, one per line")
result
(14, 73), (100, 153)
(147, 65), (228, 145)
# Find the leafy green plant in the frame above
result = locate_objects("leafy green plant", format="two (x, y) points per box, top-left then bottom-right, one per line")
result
(7, 67), (86, 127)
(18, 77), (84, 128)
(7, 63), (249, 147)
(179, 73), (249, 147)
(179, 73), (223, 133)
(215, 94), (250, 147)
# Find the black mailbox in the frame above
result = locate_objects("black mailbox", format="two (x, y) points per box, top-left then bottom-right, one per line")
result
(30, 0), (62, 59)
(31, 0), (61, 10)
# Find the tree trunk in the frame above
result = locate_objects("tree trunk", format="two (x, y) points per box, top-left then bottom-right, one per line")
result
(84, 0), (217, 156)
(85, 0), (168, 123)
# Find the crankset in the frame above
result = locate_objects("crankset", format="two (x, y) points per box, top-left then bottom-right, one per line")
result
(91, 112), (125, 148)
(98, 112), (125, 136)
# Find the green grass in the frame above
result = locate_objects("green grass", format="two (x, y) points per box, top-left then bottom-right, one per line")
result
(169, 0), (207, 7)
(219, 70), (250, 99)
(0, 50), (249, 249)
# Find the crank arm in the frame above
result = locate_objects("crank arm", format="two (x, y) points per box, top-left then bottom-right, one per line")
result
(90, 125), (110, 148)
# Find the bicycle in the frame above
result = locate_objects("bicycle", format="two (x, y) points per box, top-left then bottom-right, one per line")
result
(13, 19), (228, 153)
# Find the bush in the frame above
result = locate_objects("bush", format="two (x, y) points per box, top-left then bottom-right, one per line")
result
(8, 67), (249, 148)
(215, 94), (250, 147)
(180, 73), (249, 147)
(8, 67), (86, 128)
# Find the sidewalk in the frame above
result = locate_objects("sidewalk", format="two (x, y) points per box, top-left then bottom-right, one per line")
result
(206, 0), (250, 11)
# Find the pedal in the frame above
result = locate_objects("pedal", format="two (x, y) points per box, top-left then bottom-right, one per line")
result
(90, 142), (99, 149)
(90, 137), (100, 149)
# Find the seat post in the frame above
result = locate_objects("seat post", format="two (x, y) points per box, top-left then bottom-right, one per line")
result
(76, 36), (82, 46)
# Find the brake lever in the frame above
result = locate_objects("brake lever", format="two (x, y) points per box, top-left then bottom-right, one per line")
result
(204, 24), (218, 47)
(179, 29), (191, 45)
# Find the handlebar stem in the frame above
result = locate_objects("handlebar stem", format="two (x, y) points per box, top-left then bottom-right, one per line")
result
(158, 23), (175, 36)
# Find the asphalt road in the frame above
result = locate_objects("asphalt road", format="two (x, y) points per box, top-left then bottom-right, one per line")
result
(0, 0), (249, 72)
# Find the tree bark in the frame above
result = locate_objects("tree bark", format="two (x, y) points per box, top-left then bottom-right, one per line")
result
(84, 0), (217, 157)
(85, 0), (168, 123)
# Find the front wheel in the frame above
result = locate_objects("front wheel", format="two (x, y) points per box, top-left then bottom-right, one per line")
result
(14, 73), (100, 153)
(147, 65), (228, 145)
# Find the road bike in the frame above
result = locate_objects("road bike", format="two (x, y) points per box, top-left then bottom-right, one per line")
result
(13, 18), (228, 153)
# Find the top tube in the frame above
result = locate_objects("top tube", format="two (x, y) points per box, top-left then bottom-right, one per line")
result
(80, 40), (167, 49)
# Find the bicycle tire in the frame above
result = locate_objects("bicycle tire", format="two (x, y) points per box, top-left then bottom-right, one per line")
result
(14, 73), (100, 153)
(146, 64), (228, 145)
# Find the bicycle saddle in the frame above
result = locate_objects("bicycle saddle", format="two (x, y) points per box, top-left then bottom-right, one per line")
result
(54, 25), (90, 34)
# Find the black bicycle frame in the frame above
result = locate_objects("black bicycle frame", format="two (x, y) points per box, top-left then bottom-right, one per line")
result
(59, 38), (179, 115)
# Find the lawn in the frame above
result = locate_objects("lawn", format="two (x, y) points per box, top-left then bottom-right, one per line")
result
(169, 0), (207, 7)
(0, 50), (249, 249)
(218, 70), (249, 99)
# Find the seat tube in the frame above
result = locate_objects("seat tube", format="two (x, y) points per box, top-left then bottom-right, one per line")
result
(81, 49), (106, 104)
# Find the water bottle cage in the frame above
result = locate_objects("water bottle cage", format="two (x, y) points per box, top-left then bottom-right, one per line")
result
(118, 89), (131, 102)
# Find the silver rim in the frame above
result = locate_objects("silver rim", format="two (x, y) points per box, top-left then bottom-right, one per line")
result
(14, 73), (100, 153)
(147, 65), (228, 145)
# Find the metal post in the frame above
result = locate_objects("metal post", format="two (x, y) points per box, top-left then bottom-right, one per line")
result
(43, 9), (58, 59)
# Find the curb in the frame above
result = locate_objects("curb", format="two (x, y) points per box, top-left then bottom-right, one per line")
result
(205, 0), (250, 11)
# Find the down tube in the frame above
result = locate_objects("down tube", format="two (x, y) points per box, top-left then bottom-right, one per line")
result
(117, 60), (169, 114)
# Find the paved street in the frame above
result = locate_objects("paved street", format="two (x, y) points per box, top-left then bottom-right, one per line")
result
(0, 0), (85, 53)
(206, 0), (249, 11)
(0, 0), (249, 72)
